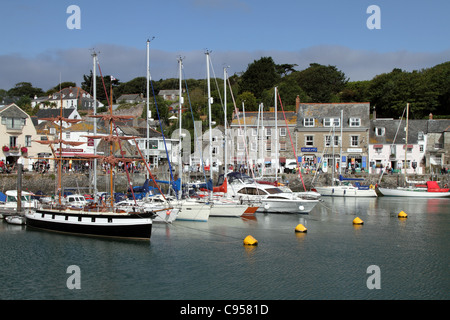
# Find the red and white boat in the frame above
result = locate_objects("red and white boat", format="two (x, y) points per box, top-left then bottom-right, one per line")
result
(378, 181), (450, 198)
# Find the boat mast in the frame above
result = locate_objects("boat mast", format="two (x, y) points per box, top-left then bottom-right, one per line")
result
(178, 56), (183, 199)
(339, 109), (343, 175)
(92, 51), (98, 202)
(109, 83), (114, 208)
(224, 66), (228, 174)
(58, 82), (63, 205)
(404, 103), (409, 179)
(146, 39), (150, 180)
(274, 86), (278, 181)
(206, 50), (213, 189)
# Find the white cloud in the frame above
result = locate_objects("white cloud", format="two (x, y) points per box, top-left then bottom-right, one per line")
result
(0, 44), (449, 91)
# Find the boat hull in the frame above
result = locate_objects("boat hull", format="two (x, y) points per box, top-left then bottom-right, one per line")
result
(175, 200), (210, 221)
(25, 209), (153, 240)
(209, 200), (256, 217)
(256, 198), (319, 214)
(314, 186), (377, 197)
(378, 187), (450, 198)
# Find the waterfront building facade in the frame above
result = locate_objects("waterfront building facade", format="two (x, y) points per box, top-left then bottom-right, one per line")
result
(295, 103), (371, 173)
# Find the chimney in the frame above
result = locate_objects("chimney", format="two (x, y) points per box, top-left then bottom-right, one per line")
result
(296, 95), (300, 113)
(429, 113), (433, 120)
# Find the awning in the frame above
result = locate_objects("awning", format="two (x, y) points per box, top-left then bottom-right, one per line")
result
(373, 144), (383, 148)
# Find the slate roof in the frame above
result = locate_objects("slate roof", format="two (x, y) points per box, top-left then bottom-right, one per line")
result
(231, 110), (297, 127)
(0, 103), (29, 118)
(35, 108), (78, 119)
(369, 119), (450, 145)
(296, 103), (370, 130)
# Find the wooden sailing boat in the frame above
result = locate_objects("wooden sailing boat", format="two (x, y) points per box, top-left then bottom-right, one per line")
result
(25, 55), (154, 240)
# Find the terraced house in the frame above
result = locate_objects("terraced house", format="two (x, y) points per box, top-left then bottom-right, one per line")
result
(229, 105), (297, 174)
(295, 103), (371, 173)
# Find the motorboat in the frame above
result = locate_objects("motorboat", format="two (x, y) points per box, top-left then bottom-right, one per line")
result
(224, 172), (319, 214)
(0, 190), (40, 217)
(312, 175), (377, 197)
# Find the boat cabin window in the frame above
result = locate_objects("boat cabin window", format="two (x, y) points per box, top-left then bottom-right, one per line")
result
(237, 187), (267, 195)
(265, 188), (284, 194)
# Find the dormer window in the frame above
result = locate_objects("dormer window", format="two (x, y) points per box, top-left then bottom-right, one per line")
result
(324, 118), (340, 127)
(375, 127), (385, 136)
(349, 118), (361, 127)
(303, 118), (314, 127)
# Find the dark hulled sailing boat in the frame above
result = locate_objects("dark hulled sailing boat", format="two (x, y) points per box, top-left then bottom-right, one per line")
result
(25, 55), (154, 240)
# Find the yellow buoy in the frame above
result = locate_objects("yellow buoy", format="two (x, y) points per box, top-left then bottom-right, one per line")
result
(353, 217), (364, 225)
(398, 211), (408, 218)
(295, 224), (307, 233)
(243, 235), (258, 246)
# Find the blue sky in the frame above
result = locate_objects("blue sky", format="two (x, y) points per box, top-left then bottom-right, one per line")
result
(1, 0), (449, 91)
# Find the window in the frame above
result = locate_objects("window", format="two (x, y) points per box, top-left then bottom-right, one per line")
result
(323, 118), (340, 127)
(350, 136), (359, 147)
(374, 146), (383, 153)
(212, 147), (217, 156)
(325, 136), (339, 147)
(305, 135), (314, 146)
(9, 136), (17, 148)
(252, 128), (257, 136)
(419, 145), (424, 152)
(418, 131), (424, 140)
(266, 141), (272, 152)
(375, 127), (385, 136)
(349, 118), (361, 127)
(250, 141), (257, 151)
(303, 118), (314, 127)
(25, 135), (32, 147)
(65, 132), (70, 139)
(238, 128), (244, 136)
(266, 128), (271, 137)
(279, 141), (286, 151)
(2, 117), (25, 130)
(279, 128), (286, 136)
(237, 142), (244, 151)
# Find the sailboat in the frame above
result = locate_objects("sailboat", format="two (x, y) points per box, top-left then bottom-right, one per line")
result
(25, 54), (155, 240)
(377, 104), (450, 198)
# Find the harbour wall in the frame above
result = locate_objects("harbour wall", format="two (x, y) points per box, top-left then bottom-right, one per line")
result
(0, 170), (448, 195)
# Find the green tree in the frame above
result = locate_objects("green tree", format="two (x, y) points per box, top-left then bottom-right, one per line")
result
(239, 57), (281, 99)
(236, 92), (258, 111)
(291, 63), (348, 102)
(81, 72), (120, 105)
(8, 82), (44, 98)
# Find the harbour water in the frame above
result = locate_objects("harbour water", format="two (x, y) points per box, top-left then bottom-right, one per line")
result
(0, 196), (448, 301)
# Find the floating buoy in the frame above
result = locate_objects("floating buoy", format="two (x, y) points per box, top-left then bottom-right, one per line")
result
(353, 217), (364, 225)
(263, 203), (270, 210)
(299, 205), (305, 211)
(398, 211), (408, 218)
(295, 224), (307, 233)
(243, 235), (258, 246)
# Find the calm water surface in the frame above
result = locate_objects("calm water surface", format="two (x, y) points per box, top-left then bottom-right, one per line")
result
(1, 197), (449, 300)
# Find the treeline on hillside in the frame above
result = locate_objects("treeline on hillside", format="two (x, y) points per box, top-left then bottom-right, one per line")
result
(2, 58), (449, 125)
